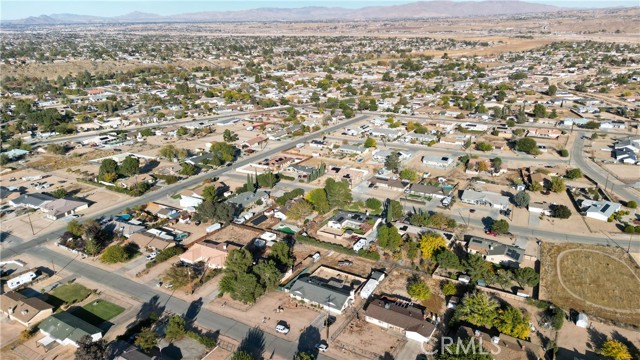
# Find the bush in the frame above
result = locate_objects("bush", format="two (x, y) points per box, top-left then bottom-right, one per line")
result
(100, 245), (131, 263)
(553, 205), (572, 219)
(491, 219), (510, 234)
(558, 149), (569, 157)
(154, 246), (184, 264)
(627, 201), (637, 209)
(186, 331), (217, 348)
(515, 138), (538, 154)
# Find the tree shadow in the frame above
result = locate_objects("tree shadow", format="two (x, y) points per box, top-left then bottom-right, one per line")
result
(161, 343), (183, 359)
(379, 352), (394, 360)
(480, 216), (493, 229)
(141, 160), (160, 174)
(586, 327), (607, 351)
(183, 297), (203, 329)
(611, 330), (640, 359)
(297, 325), (321, 358)
(237, 326), (266, 360)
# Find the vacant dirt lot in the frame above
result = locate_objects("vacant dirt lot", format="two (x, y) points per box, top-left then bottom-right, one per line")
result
(541, 243), (640, 326)
(334, 317), (405, 360)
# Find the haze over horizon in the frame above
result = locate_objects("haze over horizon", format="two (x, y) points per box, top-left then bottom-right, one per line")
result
(1, 0), (637, 20)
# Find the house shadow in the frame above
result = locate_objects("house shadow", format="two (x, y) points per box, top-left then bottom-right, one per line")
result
(68, 305), (114, 333)
(237, 327), (266, 360)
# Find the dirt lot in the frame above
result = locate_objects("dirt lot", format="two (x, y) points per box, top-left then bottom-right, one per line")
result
(540, 243), (640, 326)
(333, 317), (405, 360)
(376, 269), (445, 313)
(205, 224), (262, 247)
(601, 164), (640, 183)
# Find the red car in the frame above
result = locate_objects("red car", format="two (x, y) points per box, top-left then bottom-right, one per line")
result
(485, 230), (498, 237)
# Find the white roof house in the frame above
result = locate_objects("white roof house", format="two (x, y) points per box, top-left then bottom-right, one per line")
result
(580, 200), (621, 221)
(460, 189), (510, 211)
(422, 155), (455, 169)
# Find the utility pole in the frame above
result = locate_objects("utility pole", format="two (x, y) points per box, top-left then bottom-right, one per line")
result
(27, 212), (35, 236)
(325, 295), (332, 341)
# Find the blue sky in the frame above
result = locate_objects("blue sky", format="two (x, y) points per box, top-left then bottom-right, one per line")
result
(1, 1), (637, 20)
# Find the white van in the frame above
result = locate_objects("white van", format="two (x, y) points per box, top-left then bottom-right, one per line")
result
(8, 272), (37, 289)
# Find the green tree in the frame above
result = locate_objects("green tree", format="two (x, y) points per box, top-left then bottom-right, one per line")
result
(253, 260), (282, 291)
(195, 201), (235, 223)
(270, 242), (293, 267)
(627, 201), (638, 209)
(84, 238), (100, 257)
(163, 266), (193, 289)
(377, 225), (403, 251)
(476, 142), (493, 152)
(98, 159), (118, 181)
(403, 241), (419, 260)
(51, 188), (67, 199)
(599, 339), (632, 360)
(209, 142), (236, 163)
(135, 327), (159, 351)
(202, 186), (218, 202)
(513, 191), (530, 208)
(420, 232), (446, 259)
(306, 188), (330, 214)
(75, 335), (107, 360)
(533, 104), (547, 118)
(365, 197), (382, 212)
(165, 315), (186, 342)
(434, 249), (461, 269)
(100, 245), (130, 263)
(514, 267), (539, 287)
(441, 281), (457, 296)
(384, 152), (401, 173)
(558, 149), (569, 157)
(286, 200), (313, 221)
(364, 137), (377, 148)
(120, 156), (140, 177)
(464, 253), (491, 282)
(387, 200), (403, 222)
(550, 176), (565, 193)
(399, 168), (418, 182)
(231, 272), (263, 304)
(494, 305), (530, 339)
(231, 351), (254, 360)
(565, 168), (582, 179)
(159, 145), (178, 160)
(515, 138), (538, 155)
(324, 178), (352, 209)
(407, 278), (431, 301)
(180, 163), (198, 176)
(494, 269), (514, 290)
(547, 84), (557, 96)
(46, 143), (66, 155)
(454, 292), (499, 328)
(225, 248), (253, 275)
(491, 219), (509, 234)
(223, 129), (239, 143)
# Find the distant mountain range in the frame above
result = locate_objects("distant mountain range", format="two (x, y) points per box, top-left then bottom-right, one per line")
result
(4, 1), (564, 25)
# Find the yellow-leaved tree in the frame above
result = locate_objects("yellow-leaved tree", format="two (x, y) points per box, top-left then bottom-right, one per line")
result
(419, 232), (446, 259)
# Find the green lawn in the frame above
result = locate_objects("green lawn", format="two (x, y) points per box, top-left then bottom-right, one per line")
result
(82, 299), (125, 321)
(48, 283), (92, 306)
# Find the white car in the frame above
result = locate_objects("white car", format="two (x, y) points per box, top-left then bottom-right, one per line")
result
(315, 342), (328, 352)
(275, 322), (290, 334)
(146, 252), (157, 260)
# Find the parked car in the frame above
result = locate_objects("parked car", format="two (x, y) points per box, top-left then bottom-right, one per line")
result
(146, 252), (157, 260)
(338, 259), (353, 267)
(485, 230), (497, 237)
(315, 341), (328, 352)
(469, 209), (476, 213)
(275, 321), (290, 334)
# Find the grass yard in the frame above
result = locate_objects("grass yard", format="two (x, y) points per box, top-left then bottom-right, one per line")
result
(541, 243), (640, 326)
(83, 299), (125, 321)
(47, 282), (92, 307)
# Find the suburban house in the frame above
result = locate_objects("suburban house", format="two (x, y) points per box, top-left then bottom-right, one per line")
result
(288, 275), (356, 315)
(228, 190), (269, 210)
(368, 176), (407, 191)
(185, 153), (217, 167)
(466, 236), (524, 268)
(0, 291), (53, 327)
(579, 200), (621, 221)
(528, 202), (554, 216)
(326, 167), (368, 185)
(336, 144), (367, 155)
(455, 326), (545, 360)
(259, 156), (297, 171)
(241, 136), (266, 149)
(285, 164), (317, 180)
(364, 297), (437, 343)
(406, 184), (451, 199)
(103, 220), (145, 238)
(422, 155), (455, 169)
(327, 211), (382, 234)
(526, 128), (562, 139)
(38, 312), (102, 347)
(1, 148), (29, 160)
(115, 347), (154, 360)
(40, 199), (89, 220)
(128, 231), (174, 251)
(179, 190), (204, 209)
(613, 148), (637, 164)
(9, 193), (55, 209)
(117, 174), (155, 190)
(460, 189), (510, 211)
(369, 128), (405, 139)
(180, 240), (241, 268)
(614, 136), (640, 153)
(371, 149), (412, 163)
(310, 139), (328, 148)
(403, 133), (438, 144)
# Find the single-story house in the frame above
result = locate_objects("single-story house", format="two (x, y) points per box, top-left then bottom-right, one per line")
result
(288, 275), (356, 315)
(369, 128), (405, 139)
(227, 190), (268, 210)
(286, 164), (317, 180)
(1, 148), (30, 160)
(456, 326), (545, 360)
(0, 291), (54, 327)
(185, 153), (217, 166)
(9, 193), (55, 209)
(460, 189), (510, 211)
(310, 139), (328, 148)
(580, 200), (621, 221)
(327, 211), (382, 232)
(40, 199), (89, 220)
(528, 202), (554, 216)
(129, 232), (174, 251)
(180, 240), (241, 268)
(103, 221), (145, 238)
(613, 148), (637, 164)
(407, 184), (450, 199)
(117, 174), (155, 190)
(526, 128), (562, 139)
(371, 149), (412, 163)
(403, 133), (438, 143)
(614, 136), (640, 153)
(365, 297), (437, 343)
(38, 312), (102, 347)
(467, 236), (524, 268)
(422, 155), (455, 169)
(368, 176), (407, 191)
(242, 136), (266, 149)
(336, 145), (367, 155)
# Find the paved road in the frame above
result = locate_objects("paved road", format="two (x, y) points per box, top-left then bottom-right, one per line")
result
(572, 131), (640, 204)
(30, 246), (325, 360)
(2, 114), (370, 258)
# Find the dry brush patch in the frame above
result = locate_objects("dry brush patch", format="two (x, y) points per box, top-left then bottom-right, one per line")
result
(541, 243), (640, 327)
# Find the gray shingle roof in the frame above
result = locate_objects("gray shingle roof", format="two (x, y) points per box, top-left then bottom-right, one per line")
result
(39, 312), (102, 343)
(290, 276), (353, 311)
